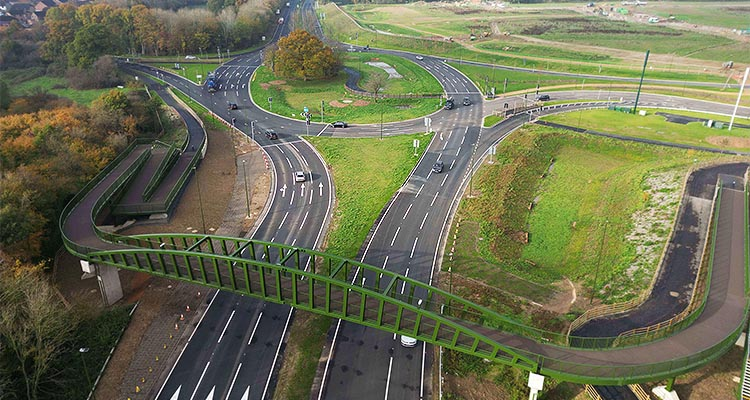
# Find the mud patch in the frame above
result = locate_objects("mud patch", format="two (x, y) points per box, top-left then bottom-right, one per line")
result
(352, 99), (370, 107)
(706, 135), (750, 149)
(260, 83), (271, 90)
(329, 100), (348, 108)
(269, 80), (287, 85)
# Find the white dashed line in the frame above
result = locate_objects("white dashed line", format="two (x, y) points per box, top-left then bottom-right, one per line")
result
(420, 213), (429, 230)
(410, 237), (418, 259)
(430, 192), (439, 207)
(390, 227), (401, 246)
(403, 204), (413, 220)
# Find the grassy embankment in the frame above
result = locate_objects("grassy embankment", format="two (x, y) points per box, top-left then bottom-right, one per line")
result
(544, 108), (750, 152)
(442, 124), (732, 399)
(273, 133), (431, 399)
(250, 65), (442, 124)
(55, 306), (133, 399)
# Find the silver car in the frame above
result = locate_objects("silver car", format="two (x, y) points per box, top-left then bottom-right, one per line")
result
(294, 171), (306, 182)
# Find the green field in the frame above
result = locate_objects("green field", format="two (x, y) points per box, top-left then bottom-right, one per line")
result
(343, 52), (443, 95)
(250, 66), (442, 124)
(149, 62), (222, 84)
(10, 75), (126, 105)
(450, 125), (726, 309)
(650, 1), (750, 30)
(543, 108), (750, 152)
(273, 134), (429, 399)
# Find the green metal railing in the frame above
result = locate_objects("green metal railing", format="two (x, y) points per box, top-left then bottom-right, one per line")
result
(142, 145), (179, 201)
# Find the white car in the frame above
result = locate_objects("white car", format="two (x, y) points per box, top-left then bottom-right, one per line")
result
(400, 335), (418, 348)
(185, 55), (197, 60)
(294, 171), (306, 182)
(415, 55), (424, 60)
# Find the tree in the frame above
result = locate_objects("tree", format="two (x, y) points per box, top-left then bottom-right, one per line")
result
(66, 23), (118, 68)
(363, 72), (388, 98)
(0, 81), (10, 111)
(270, 29), (340, 81)
(0, 266), (78, 400)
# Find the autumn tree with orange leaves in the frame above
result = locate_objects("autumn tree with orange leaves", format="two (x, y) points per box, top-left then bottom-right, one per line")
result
(267, 30), (341, 81)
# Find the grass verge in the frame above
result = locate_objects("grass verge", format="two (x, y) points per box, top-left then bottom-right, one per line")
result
(250, 66), (442, 124)
(273, 133), (430, 399)
(53, 305), (133, 400)
(344, 52), (443, 95)
(543, 108), (750, 152)
(171, 88), (229, 131)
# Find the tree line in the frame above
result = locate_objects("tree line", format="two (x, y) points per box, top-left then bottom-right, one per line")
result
(41, 0), (281, 68)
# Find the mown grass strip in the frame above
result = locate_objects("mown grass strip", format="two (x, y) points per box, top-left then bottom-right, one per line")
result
(273, 133), (430, 399)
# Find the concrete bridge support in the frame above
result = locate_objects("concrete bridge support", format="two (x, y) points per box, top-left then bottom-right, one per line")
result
(81, 260), (123, 306)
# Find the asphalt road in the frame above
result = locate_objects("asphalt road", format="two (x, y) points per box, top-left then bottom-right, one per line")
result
(121, 4), (750, 398)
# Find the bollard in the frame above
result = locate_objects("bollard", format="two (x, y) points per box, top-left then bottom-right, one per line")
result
(180, 314), (184, 321)
(186, 305), (191, 312)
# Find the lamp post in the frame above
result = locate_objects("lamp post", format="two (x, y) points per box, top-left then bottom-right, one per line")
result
(242, 160), (250, 218)
(250, 120), (257, 141)
(79, 348), (94, 400)
(380, 110), (384, 140)
(192, 167), (207, 234)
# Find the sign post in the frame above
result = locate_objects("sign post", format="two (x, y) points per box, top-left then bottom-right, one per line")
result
(268, 97), (273, 112)
(413, 139), (420, 156)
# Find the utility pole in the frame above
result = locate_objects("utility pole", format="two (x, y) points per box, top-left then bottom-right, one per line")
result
(729, 67), (749, 131)
(633, 50), (650, 114)
(242, 160), (250, 218)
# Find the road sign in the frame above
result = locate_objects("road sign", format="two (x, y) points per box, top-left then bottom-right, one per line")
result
(304, 106), (309, 113)
(268, 97), (273, 103)
(413, 139), (420, 148)
(424, 117), (431, 127)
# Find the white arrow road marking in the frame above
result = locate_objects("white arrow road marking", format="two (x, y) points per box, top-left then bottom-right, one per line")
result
(204, 386), (214, 400)
(280, 184), (287, 197)
(300, 183), (306, 196)
(169, 386), (180, 400)
(241, 387), (250, 400)
(319, 182), (323, 196)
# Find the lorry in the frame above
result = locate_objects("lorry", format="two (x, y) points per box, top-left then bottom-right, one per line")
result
(206, 72), (217, 92)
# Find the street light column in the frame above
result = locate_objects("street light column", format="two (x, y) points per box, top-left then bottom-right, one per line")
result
(79, 348), (94, 400)
(193, 167), (207, 234)
(242, 160), (250, 218)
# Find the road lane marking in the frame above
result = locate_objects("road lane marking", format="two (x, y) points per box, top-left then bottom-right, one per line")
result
(217, 310), (236, 343)
(227, 366), (243, 400)
(382, 256), (389, 269)
(449, 159), (456, 170)
(441, 175), (449, 187)
(403, 204), (413, 220)
(300, 211), (309, 230)
(384, 356), (394, 400)
(261, 309), (294, 400)
(285, 157), (293, 168)
(430, 192), (439, 207)
(420, 342), (427, 399)
(410, 237), (418, 259)
(279, 212), (289, 229)
(188, 362), (211, 400)
(415, 184), (424, 198)
(461, 134), (465, 145)
(420, 213), (429, 230)
(155, 291), (219, 400)
(169, 386), (180, 400)
(248, 312), (263, 345)
(390, 227), (401, 246)
(455, 146), (461, 156)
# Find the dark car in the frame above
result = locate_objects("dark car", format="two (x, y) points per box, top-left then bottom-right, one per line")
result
(463, 96), (471, 106)
(333, 121), (348, 128)
(228, 103), (238, 110)
(536, 94), (550, 101)
(264, 129), (278, 140)
(444, 97), (455, 110)
(432, 161), (444, 173)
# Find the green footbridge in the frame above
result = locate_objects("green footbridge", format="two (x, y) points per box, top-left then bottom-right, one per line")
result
(60, 137), (750, 386)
